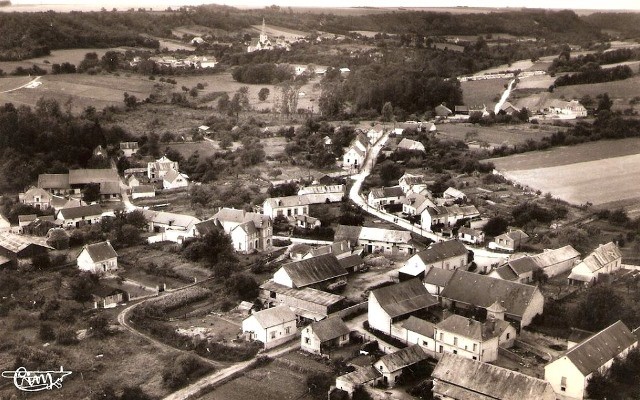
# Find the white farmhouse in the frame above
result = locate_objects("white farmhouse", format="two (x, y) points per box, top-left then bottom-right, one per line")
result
(242, 305), (297, 349)
(77, 241), (118, 274)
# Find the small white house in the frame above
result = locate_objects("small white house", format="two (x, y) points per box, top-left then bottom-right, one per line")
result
(568, 242), (622, 285)
(56, 204), (103, 229)
(162, 170), (189, 189)
(77, 241), (118, 274)
(301, 317), (350, 355)
(131, 185), (156, 199)
(242, 305), (297, 349)
(119, 142), (139, 157)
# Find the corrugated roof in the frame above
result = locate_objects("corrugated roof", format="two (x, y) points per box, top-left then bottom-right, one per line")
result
(403, 316), (435, 338)
(0, 232), (54, 254)
(440, 270), (541, 319)
(359, 227), (411, 244)
(423, 267), (455, 287)
(371, 279), (437, 318)
(562, 320), (637, 376)
(249, 305), (297, 329)
(415, 240), (468, 265)
(433, 353), (554, 400)
(279, 254), (347, 288)
(337, 366), (381, 385)
(38, 174), (70, 189)
(69, 169), (119, 185)
(376, 344), (428, 373)
(84, 241), (117, 262)
(310, 317), (350, 342)
(58, 204), (103, 220)
(260, 280), (344, 307)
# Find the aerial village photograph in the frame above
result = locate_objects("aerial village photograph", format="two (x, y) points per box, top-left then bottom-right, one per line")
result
(2, 0), (640, 398)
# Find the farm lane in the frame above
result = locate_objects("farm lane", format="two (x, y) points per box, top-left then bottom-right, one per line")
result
(0, 76), (42, 93)
(163, 340), (300, 400)
(345, 312), (400, 354)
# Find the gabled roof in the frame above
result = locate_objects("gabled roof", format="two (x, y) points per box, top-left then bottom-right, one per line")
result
(414, 240), (468, 265)
(20, 187), (52, 202)
(436, 314), (510, 341)
(213, 208), (270, 228)
(260, 280), (345, 307)
(506, 256), (540, 275)
(57, 204), (103, 220)
(264, 195), (311, 208)
(38, 174), (70, 189)
(435, 104), (452, 116)
(370, 279), (437, 318)
(233, 221), (257, 236)
(298, 185), (345, 195)
(369, 186), (405, 199)
(143, 210), (200, 229)
(458, 227), (482, 237)
(532, 245), (580, 268)
(560, 320), (637, 376)
(249, 305), (297, 329)
(307, 240), (351, 258)
(376, 344), (428, 373)
(0, 232), (54, 253)
(18, 214), (38, 224)
(337, 366), (381, 385)
(83, 241), (117, 262)
(590, 242), (622, 270)
(194, 219), (222, 236)
(132, 185), (156, 194)
(100, 181), (121, 195)
(443, 187), (466, 199)
(440, 270), (541, 319)
(359, 227), (411, 244)
(433, 353), (554, 400)
(399, 173), (426, 186)
(397, 138), (425, 151)
(309, 317), (350, 342)
(368, 124), (384, 133)
(492, 264), (520, 281)
(497, 229), (529, 242)
(334, 225), (363, 243)
(92, 284), (126, 298)
(423, 267), (455, 287)
(338, 254), (363, 270)
(403, 316), (435, 338)
(279, 254), (348, 288)
(120, 141), (139, 150)
(69, 169), (119, 185)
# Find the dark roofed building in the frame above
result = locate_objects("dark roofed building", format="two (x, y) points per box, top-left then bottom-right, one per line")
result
(0, 232), (53, 260)
(368, 279), (438, 335)
(273, 254), (348, 290)
(334, 225), (363, 245)
(434, 353), (556, 400)
(373, 345), (429, 387)
(91, 284), (127, 308)
(301, 317), (351, 355)
(56, 204), (103, 228)
(38, 174), (71, 194)
(440, 269), (544, 328)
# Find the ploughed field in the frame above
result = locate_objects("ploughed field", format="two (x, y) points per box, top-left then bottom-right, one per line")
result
(487, 138), (640, 206)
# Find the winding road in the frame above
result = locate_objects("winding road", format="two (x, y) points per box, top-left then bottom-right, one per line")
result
(0, 76), (42, 93)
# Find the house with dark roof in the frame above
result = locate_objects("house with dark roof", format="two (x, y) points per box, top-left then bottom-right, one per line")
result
(420, 205), (449, 232)
(131, 185), (156, 199)
(544, 320), (638, 399)
(56, 204), (103, 228)
(273, 254), (348, 290)
(435, 104), (453, 118)
(38, 173), (71, 195)
(401, 241), (469, 280)
(262, 195), (311, 219)
(440, 269), (544, 328)
(259, 280), (345, 321)
(77, 241), (118, 274)
(490, 229), (530, 252)
(242, 305), (297, 349)
(68, 169), (120, 193)
(569, 242), (622, 285)
(433, 353), (556, 400)
(422, 267), (455, 297)
(99, 181), (122, 201)
(22, 216), (60, 236)
(295, 214), (321, 230)
(368, 279), (438, 336)
(367, 186), (405, 209)
(373, 344), (429, 387)
(0, 232), (53, 261)
(489, 256), (540, 284)
(403, 316), (437, 356)
(91, 284), (127, 309)
(301, 317), (351, 355)
(208, 207), (272, 253)
(335, 366), (382, 396)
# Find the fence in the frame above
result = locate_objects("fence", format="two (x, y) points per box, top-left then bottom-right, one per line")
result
(332, 301), (368, 320)
(498, 346), (523, 363)
(514, 339), (552, 362)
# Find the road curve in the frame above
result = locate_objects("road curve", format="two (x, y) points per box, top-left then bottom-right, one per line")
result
(0, 76), (42, 93)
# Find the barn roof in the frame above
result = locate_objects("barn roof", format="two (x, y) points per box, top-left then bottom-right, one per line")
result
(423, 267), (455, 287)
(309, 317), (350, 342)
(38, 174), (70, 189)
(279, 254), (347, 288)
(414, 240), (468, 265)
(371, 279), (437, 318)
(376, 345), (428, 373)
(69, 169), (119, 185)
(260, 280), (344, 307)
(83, 241), (117, 262)
(58, 204), (103, 220)
(0, 232), (54, 254)
(402, 316), (435, 338)
(249, 305), (297, 329)
(359, 227), (411, 244)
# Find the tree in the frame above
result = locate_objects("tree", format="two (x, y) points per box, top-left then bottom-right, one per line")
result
(586, 371), (610, 400)
(39, 323), (56, 341)
(575, 285), (625, 331)
(31, 253), (51, 269)
(482, 217), (509, 237)
(123, 92), (138, 109)
(70, 272), (98, 306)
(82, 183), (101, 203)
(89, 314), (110, 338)
(125, 210), (148, 230)
(596, 93), (613, 113)
(379, 160), (404, 186)
(227, 272), (258, 300)
(47, 228), (70, 250)
(258, 87), (270, 101)
(382, 102), (394, 123)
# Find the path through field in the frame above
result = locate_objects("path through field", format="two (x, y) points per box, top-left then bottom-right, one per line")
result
(0, 76), (41, 93)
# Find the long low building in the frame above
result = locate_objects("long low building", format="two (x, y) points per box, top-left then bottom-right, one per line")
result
(258, 280), (345, 321)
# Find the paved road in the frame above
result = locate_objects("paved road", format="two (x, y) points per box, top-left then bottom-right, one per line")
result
(0, 76), (42, 93)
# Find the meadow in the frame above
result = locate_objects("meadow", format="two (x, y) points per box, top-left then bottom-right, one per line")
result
(460, 78), (509, 108)
(437, 122), (555, 147)
(0, 47), (133, 73)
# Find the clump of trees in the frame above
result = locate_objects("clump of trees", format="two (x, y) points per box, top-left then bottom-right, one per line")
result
(552, 64), (633, 87)
(231, 63), (294, 84)
(587, 348), (640, 400)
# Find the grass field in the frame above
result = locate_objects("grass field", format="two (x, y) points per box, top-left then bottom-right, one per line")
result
(166, 141), (223, 159)
(0, 47), (133, 74)
(489, 138), (640, 206)
(460, 78), (509, 107)
(437, 122), (555, 146)
(249, 24), (307, 40)
(553, 75), (640, 111)
(516, 75), (556, 90)
(0, 76), (33, 92)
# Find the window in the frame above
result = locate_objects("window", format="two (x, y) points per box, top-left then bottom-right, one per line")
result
(506, 333), (510, 339)
(439, 345), (443, 353)
(304, 337), (310, 344)
(439, 333), (443, 341)
(561, 377), (567, 392)
(473, 343), (477, 352)
(270, 331), (276, 339)
(285, 327), (291, 334)
(472, 356), (477, 360)
(270, 291), (276, 299)
(422, 340), (428, 346)
(453, 350), (457, 354)
(453, 337), (458, 346)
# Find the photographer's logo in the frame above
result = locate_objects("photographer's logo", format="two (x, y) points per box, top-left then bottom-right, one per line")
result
(1, 367), (72, 391)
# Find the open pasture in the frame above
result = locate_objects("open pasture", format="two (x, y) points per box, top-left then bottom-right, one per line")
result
(489, 138), (640, 206)
(461, 78), (509, 107)
(437, 123), (554, 146)
(249, 24), (307, 40)
(0, 47), (133, 74)
(0, 76), (33, 92)
(516, 75), (556, 90)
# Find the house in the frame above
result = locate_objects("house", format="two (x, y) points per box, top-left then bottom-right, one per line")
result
(401, 240), (469, 278)
(366, 124), (385, 143)
(273, 254), (348, 290)
(19, 187), (52, 209)
(77, 241), (118, 274)
(544, 321), (638, 400)
(335, 366), (381, 397)
(162, 169), (189, 189)
(333, 225), (364, 245)
(18, 214), (38, 232)
(147, 156), (179, 179)
(247, 19), (274, 52)
(259, 280), (345, 321)
(0, 232), (53, 261)
(338, 254), (365, 273)
(422, 268), (454, 296)
(294, 215), (321, 230)
(402, 193), (436, 216)
(368, 279), (438, 335)
(435, 104), (453, 118)
(119, 142), (139, 157)
(207, 208), (272, 252)
(432, 353), (556, 400)
(56, 204), (103, 228)
(443, 187), (467, 202)
(403, 316), (437, 356)
(99, 181), (122, 201)
(367, 186), (405, 209)
(454, 105), (469, 115)
(37, 174), (71, 195)
(68, 169), (120, 193)
(242, 305), (297, 349)
(144, 210), (200, 244)
(263, 195), (311, 219)
(569, 242), (622, 285)
(397, 138), (425, 152)
(440, 270), (544, 328)
(489, 229), (530, 252)
(373, 345), (429, 387)
(457, 227), (485, 245)
(398, 173), (430, 195)
(444, 205), (480, 225)
(301, 317), (350, 355)
(420, 206), (449, 231)
(433, 311), (516, 362)
(131, 185), (156, 199)
(91, 284), (127, 309)
(343, 134), (369, 170)
(392, 128), (404, 136)
(500, 101), (520, 115)
(303, 240), (352, 260)
(491, 245), (581, 283)
(490, 256), (540, 284)
(358, 226), (415, 256)
(93, 145), (107, 157)
(543, 99), (588, 118)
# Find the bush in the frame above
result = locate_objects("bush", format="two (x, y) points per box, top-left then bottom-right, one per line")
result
(39, 323), (56, 341)
(162, 353), (212, 390)
(56, 328), (78, 345)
